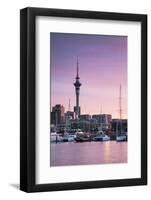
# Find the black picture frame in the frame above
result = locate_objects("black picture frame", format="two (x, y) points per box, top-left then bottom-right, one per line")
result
(20, 7), (147, 192)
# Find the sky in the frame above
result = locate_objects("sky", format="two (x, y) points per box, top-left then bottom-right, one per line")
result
(50, 33), (127, 119)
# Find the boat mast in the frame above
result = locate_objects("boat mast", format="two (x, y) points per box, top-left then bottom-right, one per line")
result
(116, 84), (122, 135)
(119, 84), (122, 121)
(119, 84), (123, 134)
(100, 104), (102, 131)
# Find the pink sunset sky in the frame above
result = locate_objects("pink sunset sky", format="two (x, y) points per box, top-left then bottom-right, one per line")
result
(50, 33), (127, 119)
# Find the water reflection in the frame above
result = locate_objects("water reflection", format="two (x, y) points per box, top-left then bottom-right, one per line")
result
(50, 141), (127, 167)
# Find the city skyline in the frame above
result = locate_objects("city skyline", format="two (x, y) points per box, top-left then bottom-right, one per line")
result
(50, 33), (127, 119)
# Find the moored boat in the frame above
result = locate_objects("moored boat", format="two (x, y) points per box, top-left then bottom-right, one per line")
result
(63, 131), (76, 142)
(93, 130), (110, 141)
(75, 131), (91, 142)
(116, 134), (127, 142)
(50, 132), (63, 142)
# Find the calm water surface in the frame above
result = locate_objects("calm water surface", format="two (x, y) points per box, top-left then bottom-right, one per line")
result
(50, 141), (127, 167)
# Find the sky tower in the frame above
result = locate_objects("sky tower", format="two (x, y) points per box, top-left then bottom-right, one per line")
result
(74, 58), (82, 119)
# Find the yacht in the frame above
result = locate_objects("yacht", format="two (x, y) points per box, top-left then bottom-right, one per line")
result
(50, 132), (63, 142)
(93, 130), (110, 141)
(75, 131), (91, 142)
(62, 131), (76, 142)
(116, 134), (127, 142)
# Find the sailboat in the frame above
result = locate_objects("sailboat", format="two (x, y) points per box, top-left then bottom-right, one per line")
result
(116, 85), (127, 142)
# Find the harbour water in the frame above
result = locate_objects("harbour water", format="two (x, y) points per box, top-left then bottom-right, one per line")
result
(50, 141), (127, 167)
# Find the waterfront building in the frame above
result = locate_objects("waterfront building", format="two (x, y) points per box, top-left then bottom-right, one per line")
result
(92, 114), (112, 131)
(74, 58), (82, 119)
(51, 104), (65, 125)
(70, 118), (98, 133)
(79, 114), (91, 121)
(92, 114), (102, 124)
(101, 114), (112, 124)
(51, 111), (56, 126)
(92, 114), (111, 124)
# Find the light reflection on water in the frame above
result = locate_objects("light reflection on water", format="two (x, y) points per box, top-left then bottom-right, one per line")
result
(50, 141), (127, 167)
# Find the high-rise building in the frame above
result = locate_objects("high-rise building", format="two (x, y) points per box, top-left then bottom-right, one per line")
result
(51, 104), (65, 125)
(74, 58), (82, 119)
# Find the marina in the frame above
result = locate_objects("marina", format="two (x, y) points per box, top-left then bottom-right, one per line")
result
(50, 130), (127, 143)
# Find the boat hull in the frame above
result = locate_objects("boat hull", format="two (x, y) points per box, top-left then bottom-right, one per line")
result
(75, 137), (91, 142)
(63, 137), (75, 142)
(93, 136), (110, 141)
(116, 135), (127, 142)
(50, 135), (63, 142)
